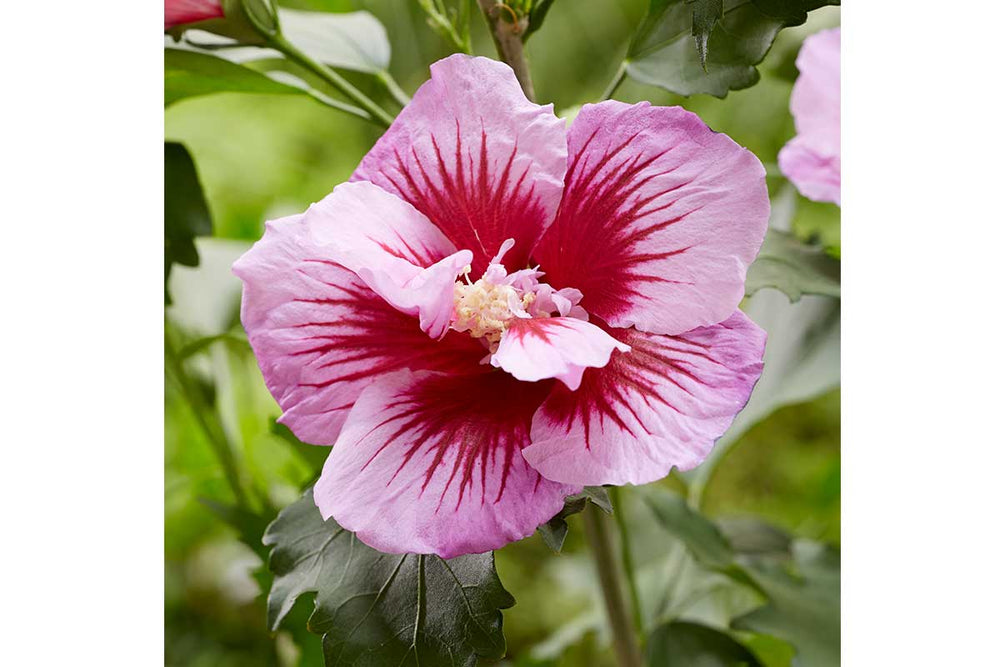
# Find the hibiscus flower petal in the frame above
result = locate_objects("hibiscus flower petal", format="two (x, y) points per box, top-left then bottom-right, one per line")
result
(233, 213), (486, 445)
(313, 370), (579, 558)
(304, 181), (471, 339)
(533, 101), (769, 336)
(492, 318), (630, 390)
(778, 135), (841, 205)
(779, 27), (841, 205)
(522, 311), (766, 486)
(352, 54), (567, 274)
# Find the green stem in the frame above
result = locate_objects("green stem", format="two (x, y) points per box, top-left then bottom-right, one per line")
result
(165, 329), (250, 509)
(302, 89), (374, 122)
(601, 60), (628, 101)
(582, 504), (642, 667)
(266, 33), (394, 128)
(377, 70), (412, 108)
(417, 0), (473, 54)
(609, 487), (645, 643)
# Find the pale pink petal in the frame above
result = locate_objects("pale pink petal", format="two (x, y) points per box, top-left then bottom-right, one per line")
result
(304, 181), (470, 339)
(493, 318), (630, 390)
(313, 371), (579, 558)
(533, 101), (769, 336)
(522, 311), (766, 486)
(355, 249), (473, 340)
(352, 54), (567, 274)
(779, 28), (841, 205)
(778, 136), (840, 205)
(233, 214), (486, 445)
(165, 0), (223, 30)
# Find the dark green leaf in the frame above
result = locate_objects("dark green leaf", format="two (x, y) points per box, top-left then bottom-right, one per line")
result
(583, 486), (613, 514)
(733, 542), (840, 667)
(264, 489), (515, 666)
(165, 142), (213, 302)
(646, 621), (763, 666)
(746, 229), (840, 302)
(282, 595), (327, 667)
(165, 48), (304, 106)
(537, 486), (613, 553)
(690, 0), (724, 69)
(626, 0), (838, 97)
(165, 143), (211, 242)
(537, 496), (587, 553)
(751, 0), (836, 25)
(524, 0), (557, 42)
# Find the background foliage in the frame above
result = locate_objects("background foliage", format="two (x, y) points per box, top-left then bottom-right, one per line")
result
(165, 1), (840, 664)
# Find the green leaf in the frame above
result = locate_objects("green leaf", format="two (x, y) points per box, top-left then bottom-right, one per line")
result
(641, 487), (733, 570)
(733, 542), (840, 667)
(716, 517), (792, 558)
(165, 142), (213, 303)
(583, 486), (613, 513)
(524, 0), (558, 42)
(165, 48), (304, 106)
(746, 229), (840, 302)
(646, 620), (763, 666)
(278, 9), (391, 73)
(751, 0), (835, 24)
(537, 487), (613, 552)
(639, 489), (839, 665)
(691, 0), (724, 69)
(626, 0), (838, 97)
(264, 489), (515, 666)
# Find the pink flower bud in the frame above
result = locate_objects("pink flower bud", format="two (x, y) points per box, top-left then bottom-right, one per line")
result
(164, 0), (225, 30)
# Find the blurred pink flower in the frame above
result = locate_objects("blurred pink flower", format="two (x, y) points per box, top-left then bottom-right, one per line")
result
(779, 27), (841, 205)
(234, 55), (768, 557)
(164, 0), (224, 30)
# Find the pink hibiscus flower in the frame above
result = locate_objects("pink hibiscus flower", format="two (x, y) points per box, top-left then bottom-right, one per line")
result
(164, 0), (224, 30)
(234, 55), (769, 558)
(779, 27), (841, 205)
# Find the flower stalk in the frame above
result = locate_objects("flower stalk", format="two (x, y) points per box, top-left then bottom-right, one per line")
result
(232, 0), (395, 127)
(477, 0), (536, 101)
(609, 486), (645, 643)
(417, 0), (473, 54)
(582, 503), (643, 667)
(265, 32), (395, 128)
(376, 70), (413, 109)
(601, 60), (628, 101)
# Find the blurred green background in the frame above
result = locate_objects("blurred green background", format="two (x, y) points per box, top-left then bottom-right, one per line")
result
(165, 1), (840, 664)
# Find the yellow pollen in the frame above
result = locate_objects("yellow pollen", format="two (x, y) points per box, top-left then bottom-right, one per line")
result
(452, 278), (533, 351)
